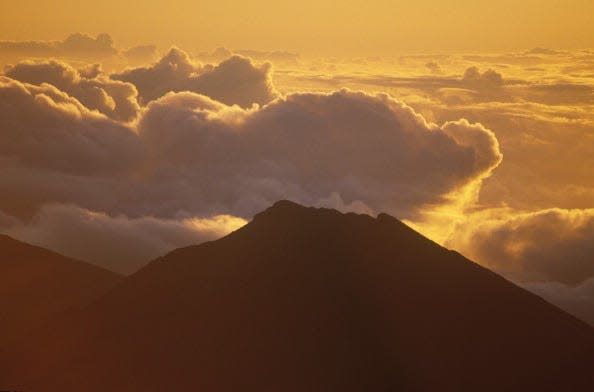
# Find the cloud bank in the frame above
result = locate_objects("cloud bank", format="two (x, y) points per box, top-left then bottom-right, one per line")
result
(0, 33), (117, 60)
(447, 208), (594, 285)
(448, 206), (594, 326)
(5, 204), (245, 274)
(135, 90), (501, 219)
(0, 70), (501, 271)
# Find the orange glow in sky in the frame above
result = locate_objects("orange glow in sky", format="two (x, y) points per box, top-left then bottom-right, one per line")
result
(2, 0), (594, 54)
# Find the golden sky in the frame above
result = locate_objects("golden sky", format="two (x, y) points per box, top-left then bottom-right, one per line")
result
(2, 0), (594, 54)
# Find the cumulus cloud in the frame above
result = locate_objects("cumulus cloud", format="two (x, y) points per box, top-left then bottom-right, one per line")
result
(136, 90), (501, 219)
(0, 73), (501, 270)
(112, 48), (277, 107)
(0, 33), (117, 60)
(409, 96), (594, 212)
(0, 76), (142, 220)
(112, 47), (197, 104)
(122, 45), (159, 66)
(4, 60), (140, 121)
(0, 77), (140, 173)
(461, 67), (504, 88)
(447, 208), (594, 285)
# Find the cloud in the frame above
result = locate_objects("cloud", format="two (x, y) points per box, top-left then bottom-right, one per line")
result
(407, 96), (594, 212)
(198, 47), (300, 65)
(0, 76), (142, 220)
(425, 61), (442, 74)
(447, 208), (594, 285)
(290, 66), (512, 102)
(136, 90), (501, 219)
(4, 60), (140, 121)
(462, 53), (546, 66)
(0, 75), (501, 270)
(0, 33), (117, 60)
(112, 48), (277, 107)
(196, 47), (234, 63)
(521, 279), (594, 326)
(122, 45), (159, 66)
(461, 67), (504, 88)
(234, 49), (300, 65)
(5, 204), (246, 274)
(525, 47), (566, 56)
(0, 77), (140, 174)
(519, 83), (594, 105)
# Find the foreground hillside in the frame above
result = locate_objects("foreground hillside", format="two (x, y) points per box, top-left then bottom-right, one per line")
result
(0, 235), (122, 348)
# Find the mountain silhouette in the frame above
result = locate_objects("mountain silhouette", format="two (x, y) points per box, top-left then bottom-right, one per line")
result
(0, 235), (122, 348)
(2, 201), (593, 391)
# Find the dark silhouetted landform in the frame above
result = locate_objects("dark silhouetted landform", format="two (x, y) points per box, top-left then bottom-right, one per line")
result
(1, 201), (594, 391)
(0, 235), (122, 348)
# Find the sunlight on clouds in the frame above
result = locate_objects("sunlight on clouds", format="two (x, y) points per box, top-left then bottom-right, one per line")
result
(188, 215), (248, 235)
(405, 177), (491, 244)
(405, 120), (502, 244)
(446, 207), (594, 284)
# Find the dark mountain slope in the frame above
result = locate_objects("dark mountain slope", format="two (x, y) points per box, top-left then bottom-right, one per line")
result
(0, 235), (122, 348)
(2, 201), (593, 391)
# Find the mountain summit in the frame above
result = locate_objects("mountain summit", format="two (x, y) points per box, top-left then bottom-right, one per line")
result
(2, 201), (593, 391)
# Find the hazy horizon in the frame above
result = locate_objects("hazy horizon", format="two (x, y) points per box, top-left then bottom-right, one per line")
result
(3, 1), (594, 55)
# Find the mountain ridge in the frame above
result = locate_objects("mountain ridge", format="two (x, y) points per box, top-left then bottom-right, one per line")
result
(2, 201), (593, 391)
(0, 233), (122, 349)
